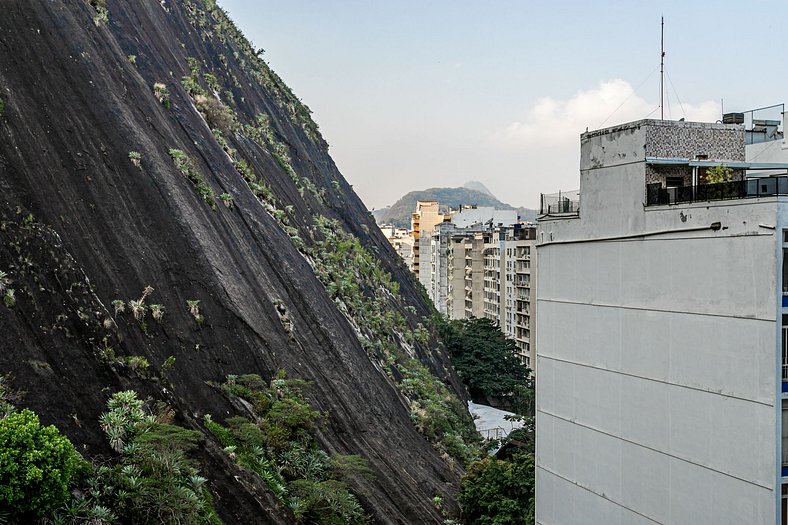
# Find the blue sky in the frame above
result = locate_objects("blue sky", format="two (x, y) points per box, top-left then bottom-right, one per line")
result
(218, 0), (786, 209)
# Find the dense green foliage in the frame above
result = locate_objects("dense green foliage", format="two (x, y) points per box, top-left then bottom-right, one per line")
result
(458, 453), (535, 525)
(310, 215), (481, 464)
(440, 320), (536, 524)
(0, 409), (82, 518)
(207, 373), (369, 524)
(438, 317), (532, 412)
(47, 391), (220, 525)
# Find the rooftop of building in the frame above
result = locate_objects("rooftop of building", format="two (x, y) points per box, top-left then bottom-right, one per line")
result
(581, 118), (742, 140)
(542, 106), (788, 216)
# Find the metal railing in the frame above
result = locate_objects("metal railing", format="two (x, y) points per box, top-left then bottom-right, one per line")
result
(480, 427), (505, 440)
(646, 176), (788, 206)
(540, 190), (580, 215)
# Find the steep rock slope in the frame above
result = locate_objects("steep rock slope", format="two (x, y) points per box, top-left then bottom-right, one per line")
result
(0, 1), (473, 522)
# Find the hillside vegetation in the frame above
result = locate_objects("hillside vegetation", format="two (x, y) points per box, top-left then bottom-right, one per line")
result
(0, 0), (481, 522)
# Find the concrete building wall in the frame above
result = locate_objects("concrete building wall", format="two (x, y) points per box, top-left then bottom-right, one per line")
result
(465, 234), (486, 319)
(536, 119), (782, 525)
(746, 114), (788, 168)
(537, 212), (779, 524)
(448, 236), (467, 319)
(428, 224), (453, 314)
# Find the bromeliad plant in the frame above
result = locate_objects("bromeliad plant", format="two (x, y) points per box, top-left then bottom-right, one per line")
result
(205, 373), (370, 524)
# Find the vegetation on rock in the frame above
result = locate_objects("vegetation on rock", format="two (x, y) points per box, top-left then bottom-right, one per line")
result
(308, 215), (481, 464)
(206, 373), (369, 524)
(50, 390), (220, 524)
(0, 0), (484, 520)
(0, 409), (82, 518)
(169, 149), (217, 208)
(152, 82), (171, 109)
(459, 453), (535, 525)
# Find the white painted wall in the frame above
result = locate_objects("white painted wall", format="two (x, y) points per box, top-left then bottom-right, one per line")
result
(536, 120), (783, 525)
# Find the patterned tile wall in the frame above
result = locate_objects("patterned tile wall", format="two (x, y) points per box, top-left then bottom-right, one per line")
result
(645, 120), (745, 161)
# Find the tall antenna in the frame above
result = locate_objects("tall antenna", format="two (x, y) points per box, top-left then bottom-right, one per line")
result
(660, 16), (665, 120)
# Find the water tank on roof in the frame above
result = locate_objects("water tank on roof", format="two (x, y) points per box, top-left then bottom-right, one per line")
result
(723, 112), (744, 124)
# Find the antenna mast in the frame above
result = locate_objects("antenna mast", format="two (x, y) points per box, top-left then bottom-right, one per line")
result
(660, 16), (665, 120)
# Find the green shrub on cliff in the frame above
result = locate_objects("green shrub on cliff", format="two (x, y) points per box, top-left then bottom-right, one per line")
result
(0, 409), (82, 517)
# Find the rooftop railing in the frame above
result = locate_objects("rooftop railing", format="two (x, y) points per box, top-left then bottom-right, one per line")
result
(646, 175), (788, 206)
(540, 190), (580, 215)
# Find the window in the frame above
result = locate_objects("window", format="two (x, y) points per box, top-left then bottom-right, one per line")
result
(783, 401), (788, 478)
(666, 176), (684, 188)
(783, 315), (788, 384)
(784, 248), (788, 293)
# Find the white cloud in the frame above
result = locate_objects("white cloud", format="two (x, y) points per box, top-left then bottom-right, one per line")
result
(486, 79), (721, 201)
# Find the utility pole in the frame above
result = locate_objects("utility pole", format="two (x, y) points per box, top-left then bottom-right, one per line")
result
(660, 16), (665, 121)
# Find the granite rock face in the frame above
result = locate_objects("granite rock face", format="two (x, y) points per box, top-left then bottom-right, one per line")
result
(0, 1), (469, 522)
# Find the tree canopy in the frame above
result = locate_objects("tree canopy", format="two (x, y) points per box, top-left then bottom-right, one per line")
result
(458, 453), (535, 525)
(437, 317), (531, 410)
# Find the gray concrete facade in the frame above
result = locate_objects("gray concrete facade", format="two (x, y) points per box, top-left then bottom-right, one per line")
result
(537, 119), (784, 524)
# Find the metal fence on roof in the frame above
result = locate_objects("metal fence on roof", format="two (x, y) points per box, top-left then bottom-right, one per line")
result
(540, 190), (580, 215)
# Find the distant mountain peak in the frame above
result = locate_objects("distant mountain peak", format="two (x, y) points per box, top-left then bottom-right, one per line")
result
(463, 180), (494, 198)
(373, 186), (537, 228)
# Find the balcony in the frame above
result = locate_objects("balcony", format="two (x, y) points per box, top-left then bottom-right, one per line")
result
(540, 190), (580, 215)
(646, 175), (788, 206)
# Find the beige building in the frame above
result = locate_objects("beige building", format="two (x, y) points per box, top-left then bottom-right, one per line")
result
(379, 223), (414, 268)
(447, 232), (469, 319)
(410, 200), (447, 288)
(446, 231), (487, 320)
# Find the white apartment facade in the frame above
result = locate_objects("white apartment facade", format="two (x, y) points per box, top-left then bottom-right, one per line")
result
(536, 118), (788, 524)
(481, 225), (537, 368)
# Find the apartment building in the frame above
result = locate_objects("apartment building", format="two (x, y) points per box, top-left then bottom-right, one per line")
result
(410, 200), (447, 289)
(462, 232), (486, 319)
(508, 226), (537, 368)
(379, 223), (414, 268)
(429, 222), (456, 315)
(482, 238), (502, 322)
(536, 117), (788, 524)
(427, 206), (516, 315)
(414, 201), (537, 365)
(477, 225), (538, 367)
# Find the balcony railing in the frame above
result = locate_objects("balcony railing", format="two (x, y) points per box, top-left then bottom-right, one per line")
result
(540, 190), (580, 215)
(646, 176), (788, 206)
